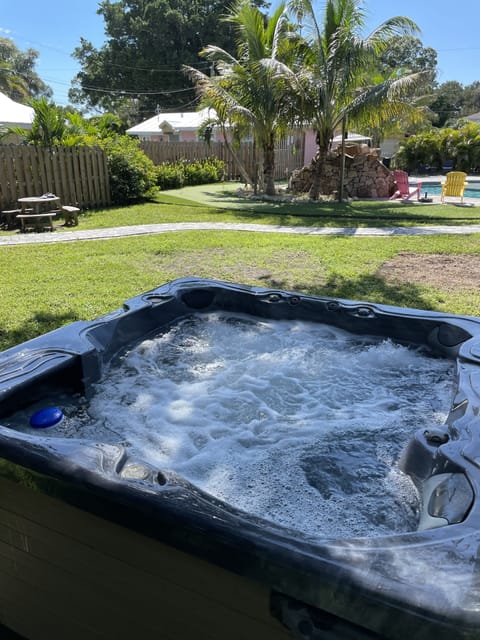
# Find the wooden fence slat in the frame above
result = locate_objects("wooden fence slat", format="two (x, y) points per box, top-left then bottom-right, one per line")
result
(23, 147), (35, 195)
(98, 148), (110, 207)
(90, 148), (101, 205)
(63, 147), (79, 205)
(0, 147), (17, 204)
(56, 147), (71, 204)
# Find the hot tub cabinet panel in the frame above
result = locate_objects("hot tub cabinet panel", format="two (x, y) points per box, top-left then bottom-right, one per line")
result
(0, 474), (293, 640)
(1, 278), (480, 640)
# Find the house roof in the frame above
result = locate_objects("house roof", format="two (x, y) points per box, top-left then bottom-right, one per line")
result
(127, 107), (216, 136)
(0, 92), (34, 127)
(464, 112), (480, 123)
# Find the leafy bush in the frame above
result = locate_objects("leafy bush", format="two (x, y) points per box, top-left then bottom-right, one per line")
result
(156, 163), (185, 190)
(394, 123), (480, 174)
(101, 136), (159, 204)
(156, 157), (225, 190)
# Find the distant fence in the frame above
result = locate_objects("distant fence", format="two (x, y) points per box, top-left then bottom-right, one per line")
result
(0, 145), (111, 210)
(140, 139), (305, 181)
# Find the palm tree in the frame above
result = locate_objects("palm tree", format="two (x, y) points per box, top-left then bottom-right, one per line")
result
(287, 0), (426, 199)
(10, 97), (66, 146)
(185, 0), (295, 195)
(0, 61), (29, 101)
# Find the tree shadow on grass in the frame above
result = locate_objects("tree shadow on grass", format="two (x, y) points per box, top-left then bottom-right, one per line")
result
(256, 272), (437, 312)
(156, 190), (479, 226)
(0, 310), (80, 352)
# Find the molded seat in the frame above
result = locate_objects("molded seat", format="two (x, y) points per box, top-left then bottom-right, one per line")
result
(441, 171), (468, 203)
(389, 170), (421, 201)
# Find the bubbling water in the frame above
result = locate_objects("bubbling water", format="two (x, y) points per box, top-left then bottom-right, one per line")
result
(7, 312), (455, 539)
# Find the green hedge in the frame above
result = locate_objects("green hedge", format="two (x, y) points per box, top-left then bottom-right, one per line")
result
(157, 157), (225, 190)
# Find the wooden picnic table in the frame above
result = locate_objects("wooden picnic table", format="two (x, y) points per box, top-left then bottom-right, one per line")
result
(17, 195), (61, 232)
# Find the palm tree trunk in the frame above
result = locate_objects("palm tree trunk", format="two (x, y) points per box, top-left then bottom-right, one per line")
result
(220, 124), (254, 188)
(263, 138), (276, 196)
(308, 145), (328, 200)
(339, 116), (347, 202)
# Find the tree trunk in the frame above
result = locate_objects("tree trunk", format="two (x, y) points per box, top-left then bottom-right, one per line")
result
(339, 116), (347, 202)
(263, 138), (276, 196)
(220, 124), (253, 188)
(308, 142), (329, 200)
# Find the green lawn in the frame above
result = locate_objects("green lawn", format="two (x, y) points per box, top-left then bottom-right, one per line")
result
(41, 181), (480, 233)
(1, 182), (480, 352)
(1, 227), (480, 352)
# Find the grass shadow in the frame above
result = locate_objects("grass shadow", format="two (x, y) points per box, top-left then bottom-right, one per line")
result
(255, 272), (437, 312)
(155, 186), (480, 227)
(0, 310), (80, 352)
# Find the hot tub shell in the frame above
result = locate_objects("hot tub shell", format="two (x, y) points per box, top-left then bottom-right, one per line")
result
(1, 277), (480, 639)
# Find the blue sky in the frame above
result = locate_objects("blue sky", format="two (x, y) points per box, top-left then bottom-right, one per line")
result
(1, 0), (480, 107)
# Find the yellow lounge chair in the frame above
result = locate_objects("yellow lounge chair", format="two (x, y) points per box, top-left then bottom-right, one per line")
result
(441, 171), (468, 203)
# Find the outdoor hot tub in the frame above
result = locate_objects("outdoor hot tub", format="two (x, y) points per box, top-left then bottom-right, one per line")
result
(1, 277), (480, 639)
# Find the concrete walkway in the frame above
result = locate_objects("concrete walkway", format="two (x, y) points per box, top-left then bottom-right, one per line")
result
(1, 220), (480, 246)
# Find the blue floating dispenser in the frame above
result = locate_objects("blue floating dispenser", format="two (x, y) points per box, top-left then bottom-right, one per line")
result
(29, 407), (64, 429)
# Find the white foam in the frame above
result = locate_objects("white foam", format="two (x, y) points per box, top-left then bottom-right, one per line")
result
(9, 312), (455, 539)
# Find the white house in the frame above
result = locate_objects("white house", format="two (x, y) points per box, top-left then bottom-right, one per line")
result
(126, 107), (222, 142)
(0, 92), (34, 128)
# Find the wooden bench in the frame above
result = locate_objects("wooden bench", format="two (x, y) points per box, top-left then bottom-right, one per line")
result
(16, 212), (58, 233)
(62, 206), (80, 226)
(0, 209), (21, 230)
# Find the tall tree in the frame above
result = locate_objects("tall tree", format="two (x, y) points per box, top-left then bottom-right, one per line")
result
(461, 81), (480, 117)
(70, 0), (268, 120)
(0, 38), (52, 102)
(377, 35), (437, 85)
(429, 80), (465, 127)
(287, 0), (426, 199)
(186, 0), (295, 195)
(427, 81), (480, 128)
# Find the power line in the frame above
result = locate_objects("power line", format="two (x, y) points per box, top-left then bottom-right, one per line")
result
(78, 85), (196, 96)
(42, 74), (198, 98)
(100, 61), (211, 73)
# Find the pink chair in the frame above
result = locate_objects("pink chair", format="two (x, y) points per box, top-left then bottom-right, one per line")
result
(389, 170), (422, 201)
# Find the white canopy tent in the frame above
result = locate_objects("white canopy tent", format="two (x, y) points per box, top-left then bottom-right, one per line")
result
(0, 92), (34, 128)
(331, 132), (372, 149)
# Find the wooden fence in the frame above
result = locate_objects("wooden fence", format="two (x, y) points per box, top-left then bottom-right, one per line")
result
(0, 145), (111, 210)
(140, 139), (305, 181)
(0, 139), (305, 212)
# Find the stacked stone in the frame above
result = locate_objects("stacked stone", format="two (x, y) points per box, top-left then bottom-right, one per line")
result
(288, 151), (395, 199)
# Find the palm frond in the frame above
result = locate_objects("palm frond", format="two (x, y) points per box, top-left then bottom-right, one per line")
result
(200, 45), (238, 67)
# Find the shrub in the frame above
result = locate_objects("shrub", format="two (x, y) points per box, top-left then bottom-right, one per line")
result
(101, 136), (159, 204)
(394, 123), (480, 174)
(156, 157), (225, 190)
(156, 163), (185, 190)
